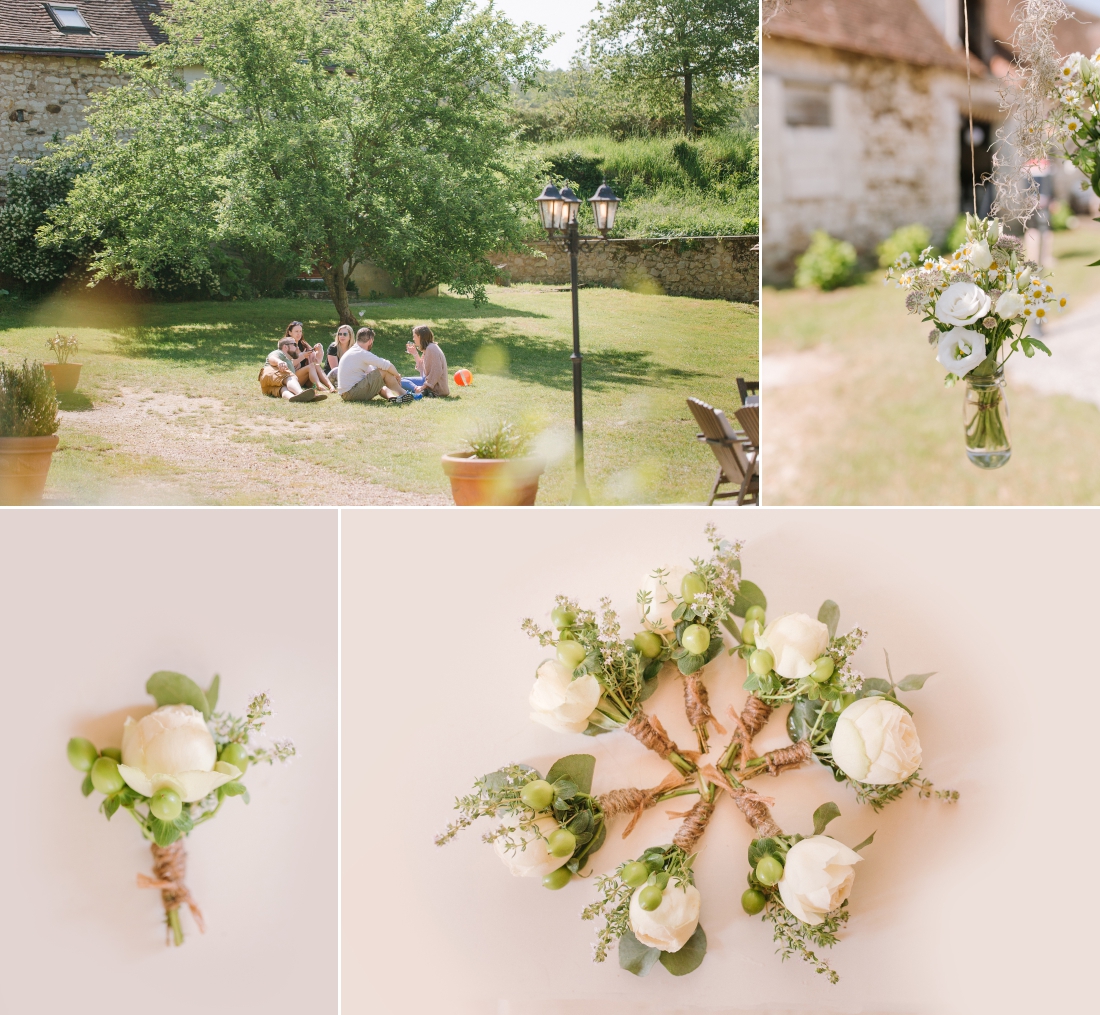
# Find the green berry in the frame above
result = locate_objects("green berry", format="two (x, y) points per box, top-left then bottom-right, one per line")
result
(621, 861), (650, 888)
(556, 640), (587, 670)
(755, 854), (783, 886)
(520, 779), (555, 811)
(219, 741), (250, 775)
(551, 606), (576, 630)
(542, 867), (572, 890)
(637, 885), (663, 911)
(90, 756), (124, 795)
(680, 572), (706, 604)
(633, 630), (662, 659)
(812, 656), (835, 682)
(742, 619), (760, 646)
(749, 649), (774, 675)
(681, 624), (710, 655)
(100, 747), (122, 763)
(150, 788), (182, 822)
(67, 737), (98, 773)
(547, 827), (576, 858)
(745, 605), (766, 625)
(741, 888), (767, 915)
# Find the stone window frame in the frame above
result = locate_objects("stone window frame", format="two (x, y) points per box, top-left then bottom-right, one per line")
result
(782, 78), (833, 129)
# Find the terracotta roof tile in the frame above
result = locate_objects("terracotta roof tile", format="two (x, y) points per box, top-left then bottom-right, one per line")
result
(986, 0), (1100, 58)
(0, 0), (166, 57)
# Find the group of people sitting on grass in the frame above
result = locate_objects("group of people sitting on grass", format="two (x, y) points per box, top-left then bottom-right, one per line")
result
(258, 321), (449, 405)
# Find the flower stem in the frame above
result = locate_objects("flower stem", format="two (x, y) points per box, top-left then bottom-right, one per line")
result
(167, 907), (184, 947)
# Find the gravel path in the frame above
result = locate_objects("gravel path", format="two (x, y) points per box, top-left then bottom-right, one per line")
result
(1007, 296), (1100, 408)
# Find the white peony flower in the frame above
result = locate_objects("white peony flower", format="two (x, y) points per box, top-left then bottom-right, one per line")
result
(529, 659), (601, 734)
(935, 282), (991, 327)
(936, 327), (987, 375)
(831, 696), (923, 784)
(778, 836), (862, 926)
(629, 881), (701, 952)
(995, 290), (1026, 319)
(494, 815), (571, 878)
(756, 613), (829, 681)
(639, 565), (689, 632)
(118, 704), (239, 803)
(967, 240), (993, 270)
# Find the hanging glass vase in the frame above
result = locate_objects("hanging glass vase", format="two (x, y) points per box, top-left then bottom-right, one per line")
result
(963, 365), (1011, 469)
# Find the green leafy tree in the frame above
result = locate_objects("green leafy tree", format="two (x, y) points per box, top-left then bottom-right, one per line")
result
(583, 0), (758, 135)
(40, 0), (549, 323)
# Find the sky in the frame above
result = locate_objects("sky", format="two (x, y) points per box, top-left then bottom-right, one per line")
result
(1070, 0), (1100, 17)
(489, 0), (600, 69)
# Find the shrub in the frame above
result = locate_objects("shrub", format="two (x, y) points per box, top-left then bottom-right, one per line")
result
(794, 231), (858, 291)
(945, 214), (968, 254)
(0, 360), (60, 438)
(1049, 200), (1074, 231)
(877, 224), (933, 268)
(466, 421), (530, 460)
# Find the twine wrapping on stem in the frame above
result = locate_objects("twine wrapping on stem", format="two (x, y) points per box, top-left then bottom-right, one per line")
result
(136, 840), (205, 945)
(740, 694), (773, 738)
(743, 739), (814, 779)
(597, 772), (686, 838)
(701, 764), (783, 838)
(625, 711), (698, 765)
(683, 672), (727, 737)
(669, 797), (716, 854)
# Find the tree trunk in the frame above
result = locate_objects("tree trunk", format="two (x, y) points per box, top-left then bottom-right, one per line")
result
(323, 261), (355, 327)
(683, 70), (694, 135)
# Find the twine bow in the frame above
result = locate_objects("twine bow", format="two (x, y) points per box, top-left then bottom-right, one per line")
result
(136, 840), (205, 944)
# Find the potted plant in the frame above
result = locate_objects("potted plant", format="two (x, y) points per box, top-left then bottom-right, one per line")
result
(43, 332), (81, 393)
(441, 421), (545, 506)
(0, 359), (61, 504)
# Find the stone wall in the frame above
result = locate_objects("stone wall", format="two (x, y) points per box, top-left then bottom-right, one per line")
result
(492, 236), (759, 303)
(0, 53), (123, 188)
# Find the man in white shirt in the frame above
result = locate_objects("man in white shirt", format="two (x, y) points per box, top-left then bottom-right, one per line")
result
(337, 328), (413, 404)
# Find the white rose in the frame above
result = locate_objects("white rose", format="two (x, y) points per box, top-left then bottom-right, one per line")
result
(831, 697), (922, 784)
(778, 836), (862, 926)
(118, 704), (240, 803)
(639, 566), (689, 632)
(967, 240), (993, 270)
(935, 282), (991, 327)
(995, 290), (1026, 319)
(756, 613), (829, 681)
(936, 327), (987, 375)
(629, 881), (701, 952)
(529, 659), (601, 734)
(494, 815), (570, 878)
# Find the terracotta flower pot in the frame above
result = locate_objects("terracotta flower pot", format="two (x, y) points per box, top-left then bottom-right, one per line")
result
(0, 434), (60, 505)
(441, 451), (545, 506)
(43, 362), (82, 394)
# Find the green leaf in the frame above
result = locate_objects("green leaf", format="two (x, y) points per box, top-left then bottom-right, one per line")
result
(659, 923), (707, 976)
(860, 678), (893, 697)
(150, 816), (181, 847)
(574, 818), (606, 868)
(569, 808), (592, 835)
(748, 836), (785, 866)
(851, 831), (875, 852)
(546, 754), (595, 796)
(174, 809), (194, 834)
(677, 652), (706, 675)
(720, 616), (743, 644)
(241, 787), (250, 805)
(146, 671), (210, 719)
(638, 674), (660, 703)
(897, 672), (935, 691)
(205, 674), (220, 712)
(787, 697), (822, 743)
(812, 801), (841, 836)
(1088, 257), (1100, 267)
(102, 794), (121, 820)
(81, 773), (94, 797)
(618, 928), (661, 976)
(817, 600), (840, 639)
(671, 602), (688, 622)
(222, 780), (247, 797)
(732, 580), (767, 618)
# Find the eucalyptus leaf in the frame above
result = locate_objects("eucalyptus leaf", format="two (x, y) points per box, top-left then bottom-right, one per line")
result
(677, 652), (706, 676)
(146, 671), (210, 719)
(223, 780), (247, 797)
(638, 674), (660, 703)
(569, 809), (592, 835)
(703, 634), (724, 664)
(851, 831), (875, 852)
(732, 580), (767, 618)
(787, 697), (822, 743)
(546, 754), (596, 796)
(817, 600), (840, 639)
(860, 678), (892, 697)
(659, 923), (707, 976)
(618, 929), (661, 976)
(575, 819), (607, 868)
(205, 674), (220, 712)
(720, 616), (743, 644)
(897, 672), (935, 692)
(583, 722), (613, 736)
(812, 801), (841, 836)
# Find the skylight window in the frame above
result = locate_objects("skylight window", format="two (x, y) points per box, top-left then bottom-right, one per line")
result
(46, 4), (91, 31)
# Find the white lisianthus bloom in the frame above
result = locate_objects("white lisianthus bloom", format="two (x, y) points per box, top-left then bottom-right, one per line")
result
(936, 327), (986, 375)
(756, 613), (829, 681)
(118, 704), (239, 803)
(831, 697), (923, 784)
(778, 836), (862, 926)
(967, 240), (993, 270)
(639, 565), (689, 632)
(629, 881), (701, 952)
(995, 290), (1026, 320)
(1015, 267), (1032, 290)
(529, 659), (601, 734)
(494, 815), (570, 878)
(935, 282), (991, 327)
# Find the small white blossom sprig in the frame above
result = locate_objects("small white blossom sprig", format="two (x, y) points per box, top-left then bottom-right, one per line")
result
(1051, 48), (1100, 201)
(885, 215), (1066, 385)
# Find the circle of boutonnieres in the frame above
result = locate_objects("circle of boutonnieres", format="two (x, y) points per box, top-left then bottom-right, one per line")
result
(67, 671), (295, 946)
(437, 526), (958, 984)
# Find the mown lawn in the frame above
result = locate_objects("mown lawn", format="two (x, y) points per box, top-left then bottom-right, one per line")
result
(762, 223), (1100, 505)
(0, 285), (757, 505)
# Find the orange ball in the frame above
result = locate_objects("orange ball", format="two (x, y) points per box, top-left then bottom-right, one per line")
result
(454, 368), (473, 386)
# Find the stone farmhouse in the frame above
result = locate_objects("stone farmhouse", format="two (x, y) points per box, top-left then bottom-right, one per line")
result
(762, 0), (1100, 282)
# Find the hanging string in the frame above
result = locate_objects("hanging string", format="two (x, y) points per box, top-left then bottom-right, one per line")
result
(963, 0), (978, 214)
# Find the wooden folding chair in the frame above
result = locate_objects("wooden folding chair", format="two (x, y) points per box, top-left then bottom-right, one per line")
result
(734, 405), (759, 449)
(687, 397), (758, 505)
(736, 377), (760, 407)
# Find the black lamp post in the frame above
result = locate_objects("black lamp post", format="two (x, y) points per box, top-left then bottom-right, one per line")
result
(535, 179), (621, 506)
